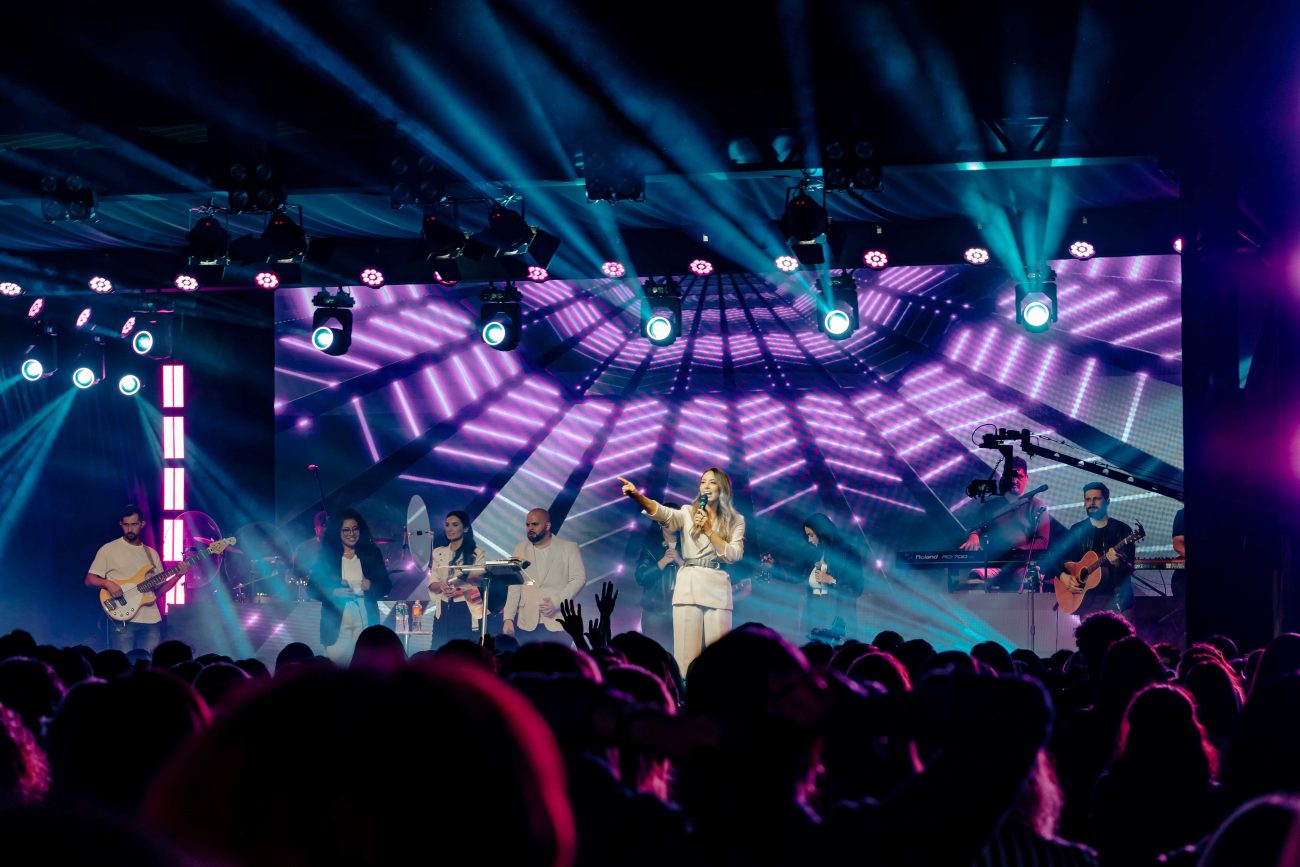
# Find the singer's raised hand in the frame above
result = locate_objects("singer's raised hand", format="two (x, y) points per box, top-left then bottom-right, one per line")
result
(617, 477), (640, 498)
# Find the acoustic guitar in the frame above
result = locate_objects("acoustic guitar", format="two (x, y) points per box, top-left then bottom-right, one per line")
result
(100, 537), (236, 621)
(1055, 523), (1145, 615)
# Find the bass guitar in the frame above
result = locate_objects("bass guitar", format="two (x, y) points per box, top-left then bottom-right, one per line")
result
(100, 537), (236, 621)
(1055, 523), (1145, 615)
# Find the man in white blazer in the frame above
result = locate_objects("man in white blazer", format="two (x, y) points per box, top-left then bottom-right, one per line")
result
(503, 508), (587, 641)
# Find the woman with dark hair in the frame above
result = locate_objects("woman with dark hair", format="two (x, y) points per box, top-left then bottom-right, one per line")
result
(619, 468), (746, 675)
(309, 509), (391, 665)
(799, 513), (863, 639)
(427, 510), (486, 647)
(632, 502), (682, 650)
(1089, 684), (1220, 867)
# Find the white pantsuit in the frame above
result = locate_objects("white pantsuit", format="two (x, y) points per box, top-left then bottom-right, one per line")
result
(647, 503), (745, 675)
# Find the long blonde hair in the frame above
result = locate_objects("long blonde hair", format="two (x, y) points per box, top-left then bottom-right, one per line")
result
(702, 467), (741, 539)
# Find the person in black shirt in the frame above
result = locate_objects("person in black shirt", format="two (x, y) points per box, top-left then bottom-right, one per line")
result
(1055, 483), (1136, 618)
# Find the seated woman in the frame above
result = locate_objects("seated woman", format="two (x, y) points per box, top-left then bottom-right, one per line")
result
(427, 510), (486, 647)
(308, 509), (391, 665)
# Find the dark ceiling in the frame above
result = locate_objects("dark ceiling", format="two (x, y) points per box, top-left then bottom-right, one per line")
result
(0, 0), (1290, 291)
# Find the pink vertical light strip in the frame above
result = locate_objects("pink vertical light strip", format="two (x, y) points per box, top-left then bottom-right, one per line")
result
(163, 364), (186, 605)
(163, 468), (186, 511)
(162, 365), (186, 409)
(162, 417), (185, 460)
(163, 519), (183, 562)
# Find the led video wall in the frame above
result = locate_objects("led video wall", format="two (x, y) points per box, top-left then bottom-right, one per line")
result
(273, 255), (1183, 642)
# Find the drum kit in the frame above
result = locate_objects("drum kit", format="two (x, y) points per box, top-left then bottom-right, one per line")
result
(183, 495), (438, 603)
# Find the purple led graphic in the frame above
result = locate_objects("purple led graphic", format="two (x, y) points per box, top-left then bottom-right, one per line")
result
(898, 433), (941, 456)
(756, 485), (819, 516)
(996, 336), (1027, 384)
(398, 474), (487, 494)
(919, 454), (967, 481)
(1112, 317), (1182, 346)
(1069, 358), (1098, 417)
(1120, 373), (1149, 442)
(392, 381), (422, 438)
(422, 366), (454, 419)
(1028, 346), (1058, 399)
(352, 397), (380, 462)
(1070, 296), (1169, 336)
(527, 266), (549, 282)
(839, 486), (926, 513)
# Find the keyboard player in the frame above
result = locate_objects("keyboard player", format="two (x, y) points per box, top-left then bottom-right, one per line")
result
(958, 457), (1050, 589)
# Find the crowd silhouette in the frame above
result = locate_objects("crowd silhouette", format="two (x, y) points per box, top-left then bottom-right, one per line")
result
(0, 589), (1298, 866)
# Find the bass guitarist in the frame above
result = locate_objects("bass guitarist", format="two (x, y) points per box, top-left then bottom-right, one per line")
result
(85, 504), (187, 653)
(1054, 483), (1135, 619)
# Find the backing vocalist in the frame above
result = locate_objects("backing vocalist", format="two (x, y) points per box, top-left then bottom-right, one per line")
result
(619, 468), (746, 675)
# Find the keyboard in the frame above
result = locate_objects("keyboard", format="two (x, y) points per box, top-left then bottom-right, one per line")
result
(1133, 559), (1185, 570)
(895, 551), (1026, 568)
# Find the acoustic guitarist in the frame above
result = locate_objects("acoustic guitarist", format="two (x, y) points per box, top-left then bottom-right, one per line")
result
(1054, 483), (1136, 619)
(85, 504), (188, 653)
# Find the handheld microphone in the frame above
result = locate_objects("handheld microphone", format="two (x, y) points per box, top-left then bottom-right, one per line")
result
(698, 493), (709, 511)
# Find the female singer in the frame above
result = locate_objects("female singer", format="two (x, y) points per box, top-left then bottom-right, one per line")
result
(800, 513), (863, 638)
(427, 510), (487, 646)
(619, 468), (745, 675)
(309, 509), (392, 664)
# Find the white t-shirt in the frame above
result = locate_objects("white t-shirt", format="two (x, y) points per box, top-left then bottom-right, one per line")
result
(341, 554), (365, 596)
(88, 537), (165, 624)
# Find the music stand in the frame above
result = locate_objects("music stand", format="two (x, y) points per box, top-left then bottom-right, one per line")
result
(449, 559), (531, 647)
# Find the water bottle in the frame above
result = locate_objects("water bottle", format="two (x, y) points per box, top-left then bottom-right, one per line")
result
(411, 600), (424, 630)
(395, 601), (408, 633)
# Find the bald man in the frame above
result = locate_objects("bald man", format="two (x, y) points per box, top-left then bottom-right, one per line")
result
(503, 509), (587, 641)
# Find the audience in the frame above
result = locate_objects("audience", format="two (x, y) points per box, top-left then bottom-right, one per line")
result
(0, 587), (1298, 867)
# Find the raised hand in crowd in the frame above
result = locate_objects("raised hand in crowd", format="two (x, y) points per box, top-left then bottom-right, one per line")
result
(594, 580), (618, 643)
(586, 617), (606, 650)
(558, 598), (590, 652)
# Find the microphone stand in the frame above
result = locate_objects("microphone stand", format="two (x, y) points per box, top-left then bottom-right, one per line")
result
(308, 465), (328, 521)
(1019, 502), (1048, 653)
